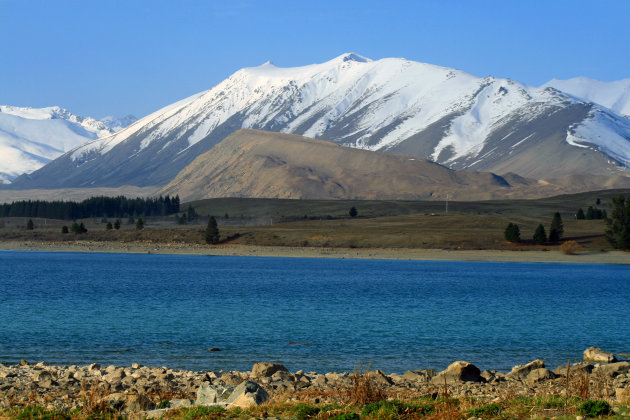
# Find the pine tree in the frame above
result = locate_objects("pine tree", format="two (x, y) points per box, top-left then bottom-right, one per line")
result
(349, 206), (358, 218)
(136, 217), (144, 230)
(586, 206), (595, 220)
(605, 195), (630, 249)
(106, 222), (113, 230)
(549, 212), (564, 243)
(26, 219), (34, 230)
(533, 224), (547, 245)
(114, 219), (121, 230)
(71, 221), (81, 234)
(205, 216), (220, 244)
(79, 222), (87, 233)
(61, 225), (69, 234)
(576, 208), (585, 220)
(504, 222), (520, 242)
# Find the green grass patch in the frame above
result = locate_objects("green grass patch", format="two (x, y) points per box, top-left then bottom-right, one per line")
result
(467, 403), (502, 417)
(13, 406), (70, 420)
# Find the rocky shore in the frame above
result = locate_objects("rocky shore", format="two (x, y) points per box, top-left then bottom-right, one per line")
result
(1, 348), (629, 417)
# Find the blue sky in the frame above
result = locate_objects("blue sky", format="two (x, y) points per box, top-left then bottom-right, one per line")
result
(1, 0), (629, 119)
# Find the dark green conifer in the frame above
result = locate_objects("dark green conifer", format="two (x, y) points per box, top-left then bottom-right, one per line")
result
(205, 216), (220, 244)
(549, 212), (564, 243)
(533, 224), (547, 245)
(504, 222), (520, 242)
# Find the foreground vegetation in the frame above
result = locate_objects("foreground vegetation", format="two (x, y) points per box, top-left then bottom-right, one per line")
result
(0, 190), (625, 253)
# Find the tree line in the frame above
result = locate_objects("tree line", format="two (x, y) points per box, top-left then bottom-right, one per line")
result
(0, 195), (180, 220)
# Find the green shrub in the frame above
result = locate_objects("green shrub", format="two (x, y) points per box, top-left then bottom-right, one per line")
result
(467, 403), (501, 417)
(361, 400), (433, 418)
(577, 399), (610, 417)
(292, 403), (320, 419)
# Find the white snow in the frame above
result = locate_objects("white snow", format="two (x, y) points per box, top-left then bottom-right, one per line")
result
(543, 77), (630, 117)
(566, 107), (630, 162)
(0, 106), (136, 182)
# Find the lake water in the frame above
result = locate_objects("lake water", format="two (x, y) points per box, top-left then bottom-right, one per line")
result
(0, 251), (628, 374)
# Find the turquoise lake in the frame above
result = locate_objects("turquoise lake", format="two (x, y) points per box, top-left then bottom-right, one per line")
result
(0, 250), (628, 373)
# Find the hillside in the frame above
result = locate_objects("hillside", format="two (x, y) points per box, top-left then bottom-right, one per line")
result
(158, 130), (630, 202)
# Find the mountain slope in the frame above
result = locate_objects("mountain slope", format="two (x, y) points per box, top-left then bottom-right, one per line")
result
(158, 130), (630, 202)
(543, 77), (630, 118)
(10, 54), (630, 189)
(0, 106), (135, 184)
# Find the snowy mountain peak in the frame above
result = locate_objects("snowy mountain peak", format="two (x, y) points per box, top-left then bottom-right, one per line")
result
(543, 77), (630, 117)
(0, 105), (137, 183)
(8, 55), (630, 189)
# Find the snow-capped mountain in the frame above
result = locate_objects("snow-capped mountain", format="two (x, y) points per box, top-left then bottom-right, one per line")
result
(9, 53), (630, 189)
(543, 77), (630, 118)
(0, 106), (136, 184)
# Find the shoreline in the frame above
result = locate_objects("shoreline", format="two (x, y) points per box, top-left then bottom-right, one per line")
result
(0, 240), (628, 264)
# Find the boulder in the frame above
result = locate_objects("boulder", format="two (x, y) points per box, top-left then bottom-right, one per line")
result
(553, 362), (594, 376)
(593, 361), (630, 378)
(124, 394), (155, 412)
(584, 346), (617, 363)
(430, 361), (482, 384)
(251, 362), (288, 378)
(169, 398), (193, 409)
(526, 368), (557, 383)
(196, 382), (218, 405)
(37, 371), (53, 388)
(225, 381), (269, 408)
(506, 360), (545, 380)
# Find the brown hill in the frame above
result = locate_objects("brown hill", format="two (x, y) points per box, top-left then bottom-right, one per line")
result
(158, 129), (630, 202)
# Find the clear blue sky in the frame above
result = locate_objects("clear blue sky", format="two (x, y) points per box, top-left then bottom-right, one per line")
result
(1, 0), (629, 119)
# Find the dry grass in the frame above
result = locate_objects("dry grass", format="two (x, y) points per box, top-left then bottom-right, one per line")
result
(560, 240), (580, 254)
(347, 367), (386, 405)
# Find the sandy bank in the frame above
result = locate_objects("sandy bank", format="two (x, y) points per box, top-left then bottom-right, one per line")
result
(0, 240), (628, 264)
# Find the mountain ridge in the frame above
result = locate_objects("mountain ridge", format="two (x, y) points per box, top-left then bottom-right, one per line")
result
(7, 53), (630, 190)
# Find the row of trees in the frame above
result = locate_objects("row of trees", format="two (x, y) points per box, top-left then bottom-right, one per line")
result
(504, 212), (564, 245)
(1, 195), (180, 220)
(605, 195), (630, 250)
(576, 206), (606, 220)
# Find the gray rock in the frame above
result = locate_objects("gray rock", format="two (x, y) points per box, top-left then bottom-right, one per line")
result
(124, 394), (155, 412)
(169, 398), (193, 409)
(37, 371), (53, 388)
(526, 368), (557, 383)
(252, 362), (288, 378)
(196, 382), (218, 405)
(103, 368), (126, 383)
(431, 361), (482, 384)
(506, 360), (545, 380)
(593, 361), (630, 378)
(553, 362), (594, 376)
(225, 381), (269, 408)
(584, 346), (618, 363)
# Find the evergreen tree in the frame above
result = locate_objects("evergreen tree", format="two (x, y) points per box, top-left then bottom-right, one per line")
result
(61, 225), (69, 234)
(26, 219), (34, 230)
(205, 216), (220, 244)
(605, 195), (630, 250)
(106, 222), (113, 230)
(136, 217), (144, 230)
(576, 208), (585, 220)
(349, 206), (358, 218)
(114, 219), (121, 230)
(548, 212), (564, 243)
(71, 221), (81, 234)
(504, 222), (520, 242)
(187, 205), (197, 221)
(533, 224), (547, 245)
(586, 206), (595, 220)
(79, 222), (87, 233)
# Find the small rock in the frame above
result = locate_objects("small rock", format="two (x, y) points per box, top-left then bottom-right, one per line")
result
(208, 347), (221, 352)
(169, 398), (193, 409)
(593, 361), (630, 378)
(526, 368), (556, 383)
(37, 371), (53, 388)
(584, 346), (617, 363)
